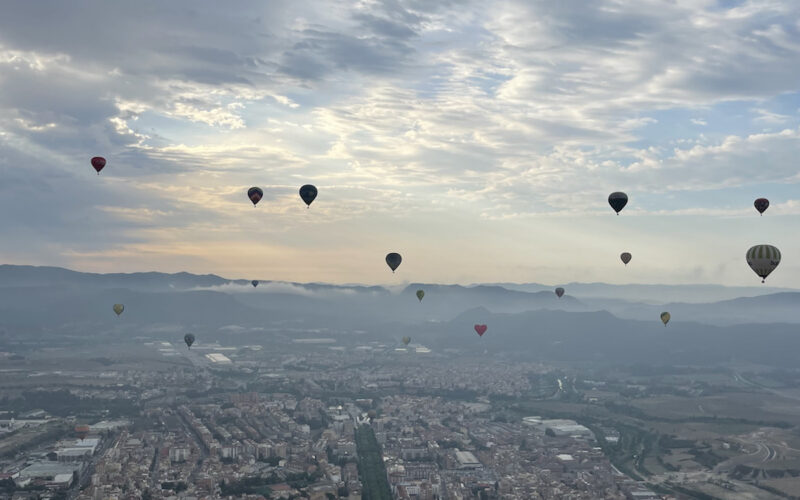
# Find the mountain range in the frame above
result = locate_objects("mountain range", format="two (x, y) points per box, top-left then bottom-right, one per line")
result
(1, 265), (797, 367)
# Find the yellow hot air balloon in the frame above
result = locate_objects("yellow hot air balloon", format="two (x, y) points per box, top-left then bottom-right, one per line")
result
(113, 304), (124, 316)
(416, 290), (425, 302)
(660, 312), (670, 326)
(402, 336), (411, 346)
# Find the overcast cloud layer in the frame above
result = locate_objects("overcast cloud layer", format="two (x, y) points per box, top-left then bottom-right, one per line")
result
(1, 0), (799, 286)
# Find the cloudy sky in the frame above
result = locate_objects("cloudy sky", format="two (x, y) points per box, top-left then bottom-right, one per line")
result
(1, 0), (799, 286)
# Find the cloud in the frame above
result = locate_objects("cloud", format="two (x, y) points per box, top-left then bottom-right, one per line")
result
(752, 108), (791, 124)
(0, 0), (799, 284)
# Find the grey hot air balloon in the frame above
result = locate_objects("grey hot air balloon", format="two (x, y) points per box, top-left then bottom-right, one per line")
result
(746, 245), (781, 283)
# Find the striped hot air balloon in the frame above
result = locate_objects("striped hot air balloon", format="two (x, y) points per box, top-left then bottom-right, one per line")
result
(746, 245), (781, 283)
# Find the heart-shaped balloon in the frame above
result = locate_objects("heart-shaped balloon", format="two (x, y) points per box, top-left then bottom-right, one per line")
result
(474, 324), (487, 336)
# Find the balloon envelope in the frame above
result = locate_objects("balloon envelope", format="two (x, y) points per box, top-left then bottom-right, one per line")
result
(660, 312), (671, 326)
(620, 252), (632, 265)
(113, 304), (124, 316)
(608, 192), (628, 214)
(91, 157), (106, 174)
(416, 290), (425, 302)
(754, 198), (769, 215)
(402, 336), (411, 346)
(299, 184), (318, 207)
(386, 253), (402, 272)
(251, 280), (259, 288)
(746, 245), (781, 283)
(474, 324), (487, 336)
(555, 287), (565, 298)
(75, 425), (90, 441)
(247, 187), (263, 206)
(184, 333), (195, 349)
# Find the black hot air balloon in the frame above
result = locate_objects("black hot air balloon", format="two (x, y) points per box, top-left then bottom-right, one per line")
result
(247, 187), (263, 206)
(251, 280), (259, 288)
(299, 184), (317, 208)
(620, 252), (632, 265)
(608, 192), (628, 215)
(385, 253), (402, 273)
(184, 333), (195, 349)
(555, 287), (564, 298)
(91, 157), (106, 174)
(754, 198), (769, 216)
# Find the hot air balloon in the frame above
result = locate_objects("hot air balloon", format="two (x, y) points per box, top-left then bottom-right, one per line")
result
(402, 336), (411, 346)
(620, 252), (632, 265)
(746, 245), (781, 283)
(184, 333), (195, 349)
(608, 192), (628, 215)
(247, 187), (263, 206)
(555, 287), (565, 298)
(91, 157), (106, 175)
(474, 324), (487, 337)
(251, 280), (259, 288)
(299, 184), (317, 208)
(113, 304), (124, 316)
(416, 290), (425, 302)
(660, 312), (670, 326)
(75, 425), (90, 441)
(754, 198), (769, 216)
(367, 409), (377, 419)
(386, 253), (402, 273)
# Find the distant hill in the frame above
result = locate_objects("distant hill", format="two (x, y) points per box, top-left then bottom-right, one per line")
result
(427, 307), (800, 367)
(490, 281), (793, 304)
(0, 264), (234, 290)
(604, 292), (800, 326)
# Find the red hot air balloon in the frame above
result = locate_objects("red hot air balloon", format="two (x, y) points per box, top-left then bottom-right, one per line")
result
(474, 324), (487, 337)
(754, 198), (769, 216)
(75, 425), (90, 441)
(91, 157), (106, 174)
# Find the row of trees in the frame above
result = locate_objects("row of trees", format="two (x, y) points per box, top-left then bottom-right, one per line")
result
(355, 425), (392, 500)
